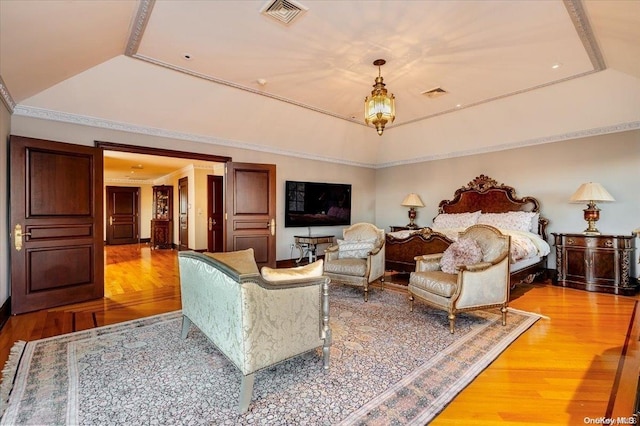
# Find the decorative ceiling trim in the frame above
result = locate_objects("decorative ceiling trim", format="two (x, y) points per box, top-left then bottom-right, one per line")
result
(376, 121), (640, 169)
(13, 105), (637, 170)
(12, 105), (375, 168)
(0, 75), (16, 113)
(563, 0), (606, 71)
(125, 0), (156, 56)
(123, 0), (609, 132)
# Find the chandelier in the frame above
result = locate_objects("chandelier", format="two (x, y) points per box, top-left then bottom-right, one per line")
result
(364, 59), (396, 136)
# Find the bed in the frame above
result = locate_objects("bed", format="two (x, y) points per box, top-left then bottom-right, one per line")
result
(386, 174), (551, 286)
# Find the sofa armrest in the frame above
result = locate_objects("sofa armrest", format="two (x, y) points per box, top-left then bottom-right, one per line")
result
(415, 253), (443, 272)
(257, 275), (330, 290)
(457, 261), (492, 272)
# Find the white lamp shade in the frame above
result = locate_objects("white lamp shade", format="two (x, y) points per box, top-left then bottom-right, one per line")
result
(569, 182), (615, 202)
(401, 193), (424, 207)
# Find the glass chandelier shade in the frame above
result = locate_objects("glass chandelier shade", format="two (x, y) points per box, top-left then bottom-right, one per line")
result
(364, 59), (396, 136)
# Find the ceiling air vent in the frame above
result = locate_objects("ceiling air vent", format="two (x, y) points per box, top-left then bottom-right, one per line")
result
(422, 87), (448, 99)
(261, 0), (307, 25)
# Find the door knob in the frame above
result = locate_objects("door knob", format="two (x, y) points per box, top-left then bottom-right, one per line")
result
(14, 224), (32, 251)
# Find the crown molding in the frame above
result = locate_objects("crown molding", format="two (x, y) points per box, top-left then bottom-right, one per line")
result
(105, 178), (155, 185)
(563, 0), (606, 71)
(0, 75), (16, 113)
(13, 105), (638, 170)
(125, 0), (155, 56)
(12, 105), (376, 168)
(376, 121), (640, 169)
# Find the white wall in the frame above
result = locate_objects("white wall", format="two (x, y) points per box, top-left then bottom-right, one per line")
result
(0, 103), (10, 307)
(375, 130), (640, 277)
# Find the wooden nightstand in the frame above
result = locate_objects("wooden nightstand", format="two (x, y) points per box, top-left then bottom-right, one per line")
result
(552, 233), (637, 295)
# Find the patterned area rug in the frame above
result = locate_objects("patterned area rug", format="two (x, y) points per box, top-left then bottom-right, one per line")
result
(0, 284), (539, 425)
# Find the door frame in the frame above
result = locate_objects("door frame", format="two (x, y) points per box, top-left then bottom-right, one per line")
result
(96, 141), (231, 247)
(207, 175), (224, 252)
(178, 176), (189, 251)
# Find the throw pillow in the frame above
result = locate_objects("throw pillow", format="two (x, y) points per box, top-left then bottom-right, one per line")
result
(432, 211), (481, 229)
(205, 248), (259, 274)
(337, 237), (377, 259)
(261, 259), (324, 282)
(439, 238), (483, 274)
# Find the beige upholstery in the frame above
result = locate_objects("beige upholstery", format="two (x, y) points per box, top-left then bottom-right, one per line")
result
(408, 225), (511, 333)
(178, 249), (331, 413)
(323, 222), (385, 301)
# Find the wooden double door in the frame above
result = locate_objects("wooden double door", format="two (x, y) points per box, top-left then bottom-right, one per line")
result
(9, 136), (276, 314)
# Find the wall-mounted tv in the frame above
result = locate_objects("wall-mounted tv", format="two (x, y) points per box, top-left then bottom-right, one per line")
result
(285, 180), (351, 227)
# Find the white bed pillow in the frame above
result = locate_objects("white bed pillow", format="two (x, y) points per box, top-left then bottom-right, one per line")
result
(529, 212), (540, 233)
(478, 211), (536, 232)
(337, 237), (377, 259)
(432, 211), (481, 229)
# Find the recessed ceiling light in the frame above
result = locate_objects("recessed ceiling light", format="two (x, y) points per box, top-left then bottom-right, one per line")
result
(552, 63), (562, 69)
(455, 104), (462, 108)
(257, 78), (267, 86)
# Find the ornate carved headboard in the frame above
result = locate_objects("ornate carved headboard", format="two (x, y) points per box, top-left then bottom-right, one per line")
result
(438, 175), (548, 239)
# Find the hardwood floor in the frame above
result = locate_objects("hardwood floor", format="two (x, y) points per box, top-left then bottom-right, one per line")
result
(1, 244), (638, 424)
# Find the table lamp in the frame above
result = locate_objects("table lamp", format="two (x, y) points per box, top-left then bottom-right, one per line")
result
(401, 193), (424, 229)
(569, 182), (615, 235)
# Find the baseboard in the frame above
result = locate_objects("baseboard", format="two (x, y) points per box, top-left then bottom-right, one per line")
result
(0, 297), (11, 332)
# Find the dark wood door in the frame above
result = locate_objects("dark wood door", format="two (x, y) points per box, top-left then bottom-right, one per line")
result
(9, 135), (104, 315)
(225, 162), (276, 268)
(178, 176), (189, 251)
(105, 186), (139, 245)
(207, 175), (224, 252)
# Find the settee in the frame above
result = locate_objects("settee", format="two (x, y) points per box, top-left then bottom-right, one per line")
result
(178, 249), (331, 413)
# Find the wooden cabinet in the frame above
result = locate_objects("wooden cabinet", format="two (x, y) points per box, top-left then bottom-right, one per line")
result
(151, 185), (173, 249)
(552, 233), (637, 295)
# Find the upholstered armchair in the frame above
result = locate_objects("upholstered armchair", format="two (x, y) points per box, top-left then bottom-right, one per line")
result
(323, 222), (385, 301)
(408, 224), (511, 333)
(178, 249), (331, 413)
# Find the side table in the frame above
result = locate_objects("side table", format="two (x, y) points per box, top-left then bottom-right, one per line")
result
(552, 232), (637, 295)
(294, 235), (334, 264)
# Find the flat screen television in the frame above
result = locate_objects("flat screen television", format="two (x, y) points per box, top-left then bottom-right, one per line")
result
(285, 180), (351, 227)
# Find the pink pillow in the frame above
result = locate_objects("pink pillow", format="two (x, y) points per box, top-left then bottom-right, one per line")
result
(439, 238), (483, 274)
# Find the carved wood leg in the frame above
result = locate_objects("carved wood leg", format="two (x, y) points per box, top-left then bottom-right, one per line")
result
(501, 305), (508, 326)
(239, 373), (255, 414)
(180, 315), (192, 339)
(409, 294), (414, 311)
(381, 276), (384, 291)
(321, 279), (331, 370)
(448, 313), (456, 334)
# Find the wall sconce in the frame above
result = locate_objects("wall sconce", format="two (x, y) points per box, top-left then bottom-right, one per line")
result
(569, 182), (615, 235)
(401, 193), (424, 229)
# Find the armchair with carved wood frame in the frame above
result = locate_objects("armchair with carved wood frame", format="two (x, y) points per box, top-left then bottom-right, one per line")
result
(408, 225), (511, 333)
(323, 222), (386, 301)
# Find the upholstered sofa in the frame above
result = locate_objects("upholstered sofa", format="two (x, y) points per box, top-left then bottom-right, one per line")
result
(178, 249), (331, 413)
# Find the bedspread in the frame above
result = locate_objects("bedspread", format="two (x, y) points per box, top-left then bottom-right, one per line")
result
(432, 227), (550, 263)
